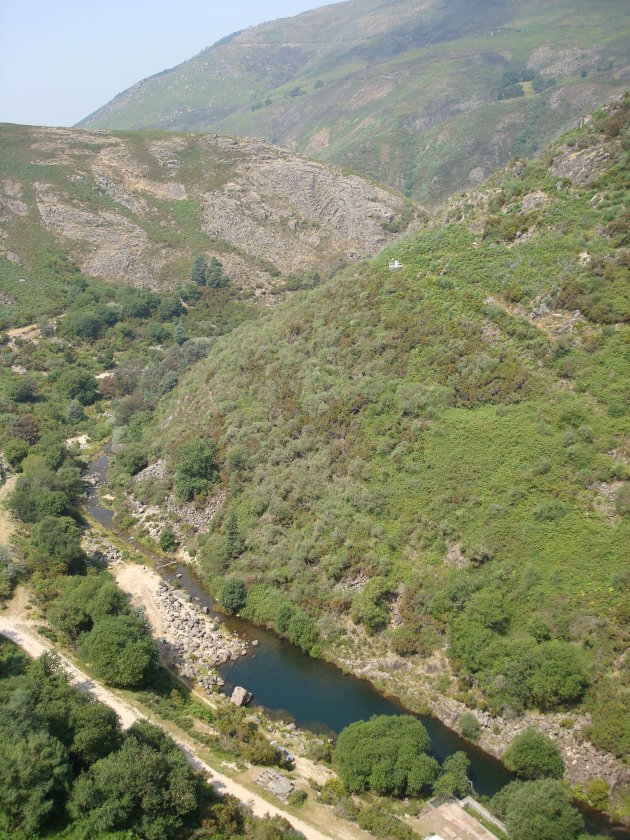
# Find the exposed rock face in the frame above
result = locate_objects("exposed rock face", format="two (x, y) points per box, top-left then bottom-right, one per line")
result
(0, 125), (416, 299)
(551, 144), (611, 185)
(231, 686), (253, 707)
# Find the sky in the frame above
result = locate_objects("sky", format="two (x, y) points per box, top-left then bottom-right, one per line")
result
(0, 0), (340, 127)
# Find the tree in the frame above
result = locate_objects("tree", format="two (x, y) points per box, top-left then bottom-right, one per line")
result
(79, 616), (158, 688)
(504, 728), (564, 780)
(3, 438), (29, 470)
(159, 527), (179, 553)
(57, 367), (97, 406)
(433, 751), (471, 798)
(0, 729), (71, 835)
(492, 779), (584, 840)
(191, 255), (207, 286)
(174, 438), (218, 501)
(333, 715), (438, 796)
(30, 516), (84, 575)
(219, 577), (246, 613)
(6, 376), (36, 403)
(68, 722), (201, 838)
(0, 544), (18, 599)
(206, 257), (228, 289)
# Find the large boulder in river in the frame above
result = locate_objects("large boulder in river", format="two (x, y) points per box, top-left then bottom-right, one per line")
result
(231, 686), (252, 707)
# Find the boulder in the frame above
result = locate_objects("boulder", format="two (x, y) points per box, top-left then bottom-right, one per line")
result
(231, 686), (252, 707)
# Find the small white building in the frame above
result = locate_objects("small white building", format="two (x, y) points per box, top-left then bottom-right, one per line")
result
(389, 259), (403, 271)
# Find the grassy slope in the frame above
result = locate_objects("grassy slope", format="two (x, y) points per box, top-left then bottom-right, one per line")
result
(145, 100), (630, 759)
(77, 0), (630, 204)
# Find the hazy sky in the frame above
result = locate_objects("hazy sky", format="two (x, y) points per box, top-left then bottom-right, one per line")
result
(0, 0), (340, 127)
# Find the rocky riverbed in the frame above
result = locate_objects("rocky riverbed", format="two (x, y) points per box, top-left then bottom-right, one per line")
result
(83, 535), (249, 696)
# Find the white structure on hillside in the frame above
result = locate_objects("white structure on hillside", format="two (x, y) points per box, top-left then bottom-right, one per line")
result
(389, 258), (403, 271)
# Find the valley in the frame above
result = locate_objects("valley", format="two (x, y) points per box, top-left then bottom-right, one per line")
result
(1, 4), (630, 834)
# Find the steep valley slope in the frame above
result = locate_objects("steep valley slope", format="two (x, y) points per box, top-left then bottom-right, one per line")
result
(0, 123), (416, 322)
(119, 98), (630, 809)
(78, 0), (630, 205)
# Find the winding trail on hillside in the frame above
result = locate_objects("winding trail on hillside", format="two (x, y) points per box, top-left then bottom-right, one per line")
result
(0, 612), (334, 840)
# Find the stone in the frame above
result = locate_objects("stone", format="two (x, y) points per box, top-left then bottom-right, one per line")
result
(230, 686), (252, 707)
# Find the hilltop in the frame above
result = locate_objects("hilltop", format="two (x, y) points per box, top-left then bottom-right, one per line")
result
(78, 0), (630, 204)
(0, 123), (415, 322)
(118, 97), (630, 808)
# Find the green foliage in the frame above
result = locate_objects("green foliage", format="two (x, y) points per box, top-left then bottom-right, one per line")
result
(29, 515), (84, 575)
(3, 438), (29, 469)
(191, 254), (207, 285)
(503, 727), (564, 780)
(115, 443), (148, 476)
(5, 376), (36, 403)
(219, 576), (246, 613)
(0, 545), (18, 599)
(433, 750), (471, 798)
(68, 720), (202, 838)
(206, 256), (229, 290)
(352, 576), (393, 634)
(333, 715), (438, 796)
(458, 711), (481, 742)
(174, 438), (218, 501)
(159, 526), (179, 553)
(56, 366), (98, 405)
(492, 779), (584, 840)
(78, 615), (159, 687)
(47, 572), (130, 640)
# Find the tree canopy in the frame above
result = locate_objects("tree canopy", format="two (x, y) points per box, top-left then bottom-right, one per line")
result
(503, 727), (564, 780)
(333, 715), (438, 796)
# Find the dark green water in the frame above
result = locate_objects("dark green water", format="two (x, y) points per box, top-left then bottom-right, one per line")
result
(87, 452), (629, 837)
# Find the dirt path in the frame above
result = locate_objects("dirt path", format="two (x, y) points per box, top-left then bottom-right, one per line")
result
(0, 474), (17, 543)
(0, 612), (335, 840)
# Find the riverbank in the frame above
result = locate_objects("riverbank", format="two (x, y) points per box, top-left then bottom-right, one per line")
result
(88, 452), (630, 833)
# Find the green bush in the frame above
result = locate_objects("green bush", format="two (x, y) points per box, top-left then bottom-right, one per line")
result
(78, 616), (158, 688)
(458, 712), (481, 741)
(3, 438), (29, 470)
(503, 727), (564, 779)
(173, 438), (218, 501)
(333, 715), (438, 796)
(29, 516), (84, 575)
(433, 751), (471, 797)
(492, 779), (583, 840)
(219, 577), (246, 613)
(116, 445), (148, 476)
(159, 527), (179, 553)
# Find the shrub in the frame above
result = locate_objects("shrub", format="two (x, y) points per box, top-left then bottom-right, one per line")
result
(458, 712), (481, 741)
(159, 527), (179, 553)
(333, 715), (438, 796)
(504, 727), (564, 779)
(288, 788), (307, 806)
(351, 576), (393, 634)
(30, 516), (84, 575)
(492, 779), (583, 840)
(6, 376), (36, 403)
(219, 577), (246, 613)
(3, 438), (29, 470)
(115, 445), (147, 476)
(616, 484), (630, 516)
(0, 545), (18, 599)
(78, 616), (158, 687)
(173, 439), (218, 501)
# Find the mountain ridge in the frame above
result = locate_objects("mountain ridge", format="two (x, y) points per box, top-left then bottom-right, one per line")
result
(77, 0), (630, 204)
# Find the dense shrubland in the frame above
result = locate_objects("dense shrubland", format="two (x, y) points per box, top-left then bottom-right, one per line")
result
(141, 99), (630, 755)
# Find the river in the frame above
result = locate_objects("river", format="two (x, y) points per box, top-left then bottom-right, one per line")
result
(87, 451), (629, 837)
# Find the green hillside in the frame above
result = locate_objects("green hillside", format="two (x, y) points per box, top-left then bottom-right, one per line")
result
(128, 97), (630, 782)
(78, 0), (630, 204)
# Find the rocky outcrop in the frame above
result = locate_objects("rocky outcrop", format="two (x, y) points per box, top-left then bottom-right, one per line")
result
(231, 686), (253, 707)
(0, 125), (416, 299)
